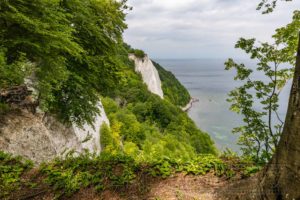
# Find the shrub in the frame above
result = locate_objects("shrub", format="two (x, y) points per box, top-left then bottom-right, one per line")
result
(0, 151), (33, 198)
(133, 49), (146, 58)
(40, 153), (137, 197)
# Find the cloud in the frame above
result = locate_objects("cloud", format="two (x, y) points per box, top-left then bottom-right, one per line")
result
(124, 0), (300, 59)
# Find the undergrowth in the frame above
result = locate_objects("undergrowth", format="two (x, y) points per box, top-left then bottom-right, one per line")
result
(0, 152), (33, 199)
(40, 152), (137, 198)
(0, 151), (260, 199)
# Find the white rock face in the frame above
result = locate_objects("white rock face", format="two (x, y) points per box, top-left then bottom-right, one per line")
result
(129, 54), (164, 98)
(0, 100), (109, 164)
(72, 102), (109, 153)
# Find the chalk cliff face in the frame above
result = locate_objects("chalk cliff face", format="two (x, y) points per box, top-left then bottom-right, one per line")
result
(0, 101), (109, 164)
(72, 102), (109, 153)
(129, 54), (164, 98)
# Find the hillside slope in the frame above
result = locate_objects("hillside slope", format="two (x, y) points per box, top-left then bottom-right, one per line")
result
(153, 61), (191, 107)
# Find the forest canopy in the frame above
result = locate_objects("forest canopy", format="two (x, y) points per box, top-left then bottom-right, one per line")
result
(0, 0), (128, 125)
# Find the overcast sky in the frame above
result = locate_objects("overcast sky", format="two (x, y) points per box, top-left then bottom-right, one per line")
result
(123, 0), (300, 59)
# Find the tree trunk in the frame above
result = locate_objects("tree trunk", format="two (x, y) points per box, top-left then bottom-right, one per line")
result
(258, 33), (300, 199)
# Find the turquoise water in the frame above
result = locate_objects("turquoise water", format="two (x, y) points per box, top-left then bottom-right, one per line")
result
(154, 59), (290, 153)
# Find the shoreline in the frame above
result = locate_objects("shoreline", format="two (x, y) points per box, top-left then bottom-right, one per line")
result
(181, 97), (199, 112)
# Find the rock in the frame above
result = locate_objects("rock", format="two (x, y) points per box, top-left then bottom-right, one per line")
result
(129, 54), (164, 98)
(0, 101), (109, 164)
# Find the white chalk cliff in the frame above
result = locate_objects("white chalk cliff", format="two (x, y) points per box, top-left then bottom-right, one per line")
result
(129, 54), (164, 98)
(72, 102), (109, 153)
(0, 101), (109, 164)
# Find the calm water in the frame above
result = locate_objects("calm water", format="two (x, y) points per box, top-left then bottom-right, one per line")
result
(154, 59), (291, 153)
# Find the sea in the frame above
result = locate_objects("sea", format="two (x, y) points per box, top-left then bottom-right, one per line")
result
(154, 59), (291, 153)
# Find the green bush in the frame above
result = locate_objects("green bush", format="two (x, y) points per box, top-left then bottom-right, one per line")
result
(133, 49), (146, 58)
(0, 151), (33, 198)
(40, 153), (137, 197)
(0, 0), (128, 125)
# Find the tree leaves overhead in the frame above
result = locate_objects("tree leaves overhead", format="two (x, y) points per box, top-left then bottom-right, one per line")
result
(225, 10), (299, 163)
(0, 0), (128, 125)
(273, 10), (300, 65)
(257, 0), (293, 14)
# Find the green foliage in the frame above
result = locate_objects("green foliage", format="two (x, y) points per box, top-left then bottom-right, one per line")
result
(0, 2), (218, 197)
(40, 152), (137, 197)
(147, 158), (174, 178)
(132, 49), (146, 58)
(0, 0), (82, 109)
(125, 44), (146, 58)
(220, 150), (261, 178)
(102, 64), (216, 158)
(225, 12), (299, 163)
(0, 0), (128, 126)
(273, 10), (300, 65)
(0, 151), (33, 198)
(243, 166), (261, 177)
(177, 155), (227, 176)
(1, 151), (259, 198)
(102, 94), (216, 162)
(100, 122), (122, 154)
(100, 123), (114, 150)
(41, 153), (250, 194)
(0, 50), (33, 89)
(153, 61), (191, 106)
(257, 0), (293, 14)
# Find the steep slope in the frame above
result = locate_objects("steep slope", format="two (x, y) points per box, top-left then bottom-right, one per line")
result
(152, 61), (191, 107)
(129, 54), (164, 98)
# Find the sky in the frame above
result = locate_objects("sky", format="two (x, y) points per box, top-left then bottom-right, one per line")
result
(124, 0), (300, 59)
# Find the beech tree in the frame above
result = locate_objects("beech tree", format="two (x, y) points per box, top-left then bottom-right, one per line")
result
(0, 0), (128, 125)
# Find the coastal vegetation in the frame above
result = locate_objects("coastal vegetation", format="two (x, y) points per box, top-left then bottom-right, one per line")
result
(153, 61), (191, 107)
